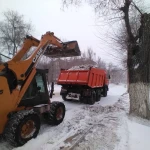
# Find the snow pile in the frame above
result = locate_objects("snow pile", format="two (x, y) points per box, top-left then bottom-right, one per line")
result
(68, 64), (98, 70)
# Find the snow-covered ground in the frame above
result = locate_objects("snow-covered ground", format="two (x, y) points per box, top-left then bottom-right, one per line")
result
(128, 115), (150, 150)
(0, 84), (150, 150)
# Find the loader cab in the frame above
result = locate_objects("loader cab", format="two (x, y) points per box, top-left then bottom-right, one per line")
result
(19, 69), (50, 107)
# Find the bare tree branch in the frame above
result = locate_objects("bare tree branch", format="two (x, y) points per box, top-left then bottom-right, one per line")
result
(0, 10), (33, 56)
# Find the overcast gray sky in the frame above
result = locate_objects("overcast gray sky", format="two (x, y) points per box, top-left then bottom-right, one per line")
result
(0, 0), (150, 66)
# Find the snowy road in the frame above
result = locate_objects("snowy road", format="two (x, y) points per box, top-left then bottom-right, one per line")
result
(0, 84), (129, 150)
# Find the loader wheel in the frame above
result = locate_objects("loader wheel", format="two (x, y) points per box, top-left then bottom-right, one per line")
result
(96, 89), (101, 102)
(4, 110), (40, 146)
(43, 101), (65, 125)
(88, 91), (96, 105)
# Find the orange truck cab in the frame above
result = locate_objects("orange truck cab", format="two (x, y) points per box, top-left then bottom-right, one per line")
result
(57, 66), (110, 105)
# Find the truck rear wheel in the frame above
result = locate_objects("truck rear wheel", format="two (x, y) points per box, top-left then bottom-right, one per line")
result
(4, 110), (40, 146)
(88, 91), (96, 105)
(96, 89), (101, 102)
(62, 94), (68, 101)
(102, 85), (108, 97)
(43, 101), (65, 125)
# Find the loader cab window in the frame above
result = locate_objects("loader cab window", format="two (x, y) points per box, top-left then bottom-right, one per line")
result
(35, 74), (45, 93)
(21, 46), (37, 61)
(22, 73), (45, 100)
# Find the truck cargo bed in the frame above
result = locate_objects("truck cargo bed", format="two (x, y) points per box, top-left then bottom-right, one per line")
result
(57, 67), (107, 88)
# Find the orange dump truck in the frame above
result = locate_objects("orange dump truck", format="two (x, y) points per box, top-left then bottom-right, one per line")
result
(57, 66), (110, 105)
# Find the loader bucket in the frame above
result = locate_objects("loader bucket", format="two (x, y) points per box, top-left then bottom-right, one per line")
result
(44, 41), (81, 58)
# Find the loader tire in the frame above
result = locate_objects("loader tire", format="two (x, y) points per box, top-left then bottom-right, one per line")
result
(88, 91), (96, 105)
(4, 109), (40, 146)
(43, 101), (65, 125)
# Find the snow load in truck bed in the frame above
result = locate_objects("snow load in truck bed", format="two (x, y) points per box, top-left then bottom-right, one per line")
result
(68, 64), (98, 70)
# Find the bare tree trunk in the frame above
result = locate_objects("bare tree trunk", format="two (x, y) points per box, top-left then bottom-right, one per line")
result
(129, 14), (150, 119)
